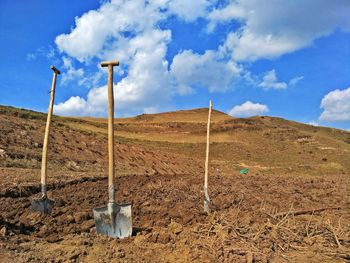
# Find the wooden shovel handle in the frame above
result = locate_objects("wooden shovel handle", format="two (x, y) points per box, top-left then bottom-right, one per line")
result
(204, 100), (212, 201)
(40, 66), (60, 196)
(101, 61), (119, 203)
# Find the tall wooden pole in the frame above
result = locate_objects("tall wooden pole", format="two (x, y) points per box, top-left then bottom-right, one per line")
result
(204, 100), (212, 212)
(40, 66), (60, 197)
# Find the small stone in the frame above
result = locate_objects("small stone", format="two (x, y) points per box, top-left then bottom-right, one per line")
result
(168, 220), (183, 235)
(157, 231), (171, 244)
(0, 149), (6, 158)
(69, 250), (81, 260)
(0, 226), (8, 237)
(66, 161), (80, 171)
(133, 233), (146, 244)
(116, 249), (125, 258)
(38, 225), (48, 236)
(67, 215), (75, 223)
(142, 201), (150, 207)
(148, 232), (159, 243)
(74, 212), (91, 223)
(80, 219), (95, 232)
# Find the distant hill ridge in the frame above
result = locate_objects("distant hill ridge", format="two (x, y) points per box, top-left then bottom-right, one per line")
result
(0, 104), (349, 176)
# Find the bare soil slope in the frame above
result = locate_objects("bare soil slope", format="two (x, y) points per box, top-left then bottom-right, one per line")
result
(0, 105), (349, 262)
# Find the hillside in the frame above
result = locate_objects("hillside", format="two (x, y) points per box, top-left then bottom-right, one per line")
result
(1, 105), (349, 178)
(0, 105), (349, 262)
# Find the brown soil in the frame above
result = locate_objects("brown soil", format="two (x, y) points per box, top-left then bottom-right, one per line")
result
(0, 105), (349, 262)
(1, 172), (349, 262)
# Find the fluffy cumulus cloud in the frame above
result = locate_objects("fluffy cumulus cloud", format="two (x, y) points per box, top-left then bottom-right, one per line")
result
(319, 87), (350, 121)
(56, 86), (117, 116)
(55, 0), (166, 62)
(55, 29), (172, 116)
(171, 50), (241, 93)
(258, 69), (303, 90)
(212, 0), (350, 61)
(113, 36), (172, 111)
(228, 101), (269, 117)
(55, 96), (88, 116)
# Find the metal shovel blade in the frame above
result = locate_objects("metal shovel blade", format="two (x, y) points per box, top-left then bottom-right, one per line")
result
(204, 199), (211, 213)
(93, 202), (132, 238)
(30, 196), (54, 215)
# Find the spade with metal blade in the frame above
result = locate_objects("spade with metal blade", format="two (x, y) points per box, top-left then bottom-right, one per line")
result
(30, 66), (60, 214)
(93, 60), (132, 239)
(204, 100), (212, 213)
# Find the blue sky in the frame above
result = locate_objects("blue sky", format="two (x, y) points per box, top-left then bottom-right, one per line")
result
(0, 0), (350, 130)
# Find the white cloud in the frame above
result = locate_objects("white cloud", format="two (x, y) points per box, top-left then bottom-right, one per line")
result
(176, 85), (195, 96)
(319, 87), (350, 121)
(54, 0), (177, 116)
(228, 101), (269, 117)
(171, 50), (241, 92)
(207, 3), (246, 32)
(55, 96), (87, 116)
(213, 0), (350, 61)
(55, 87), (108, 116)
(258, 69), (287, 90)
(55, 30), (172, 117)
(26, 45), (56, 61)
(102, 29), (171, 66)
(289, 76), (304, 86)
(143, 106), (159, 114)
(60, 57), (85, 86)
(258, 69), (303, 90)
(168, 0), (212, 22)
(55, 0), (166, 62)
(113, 36), (172, 110)
(307, 121), (319, 127)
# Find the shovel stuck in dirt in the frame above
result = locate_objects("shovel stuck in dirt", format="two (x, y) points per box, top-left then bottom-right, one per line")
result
(93, 61), (132, 238)
(204, 100), (212, 213)
(30, 66), (60, 214)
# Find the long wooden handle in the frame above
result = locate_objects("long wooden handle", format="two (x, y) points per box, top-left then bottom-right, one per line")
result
(204, 100), (212, 201)
(107, 64), (115, 203)
(40, 68), (59, 196)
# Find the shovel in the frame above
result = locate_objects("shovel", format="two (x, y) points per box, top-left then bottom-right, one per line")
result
(93, 61), (132, 238)
(30, 66), (60, 214)
(204, 100), (212, 213)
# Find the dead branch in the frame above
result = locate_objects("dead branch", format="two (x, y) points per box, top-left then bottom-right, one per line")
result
(327, 219), (341, 248)
(323, 252), (350, 260)
(276, 205), (293, 226)
(274, 207), (341, 218)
